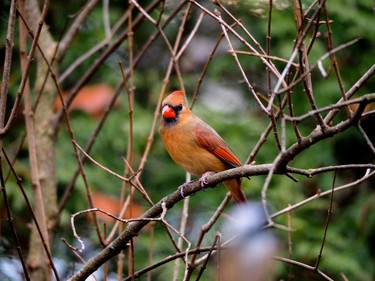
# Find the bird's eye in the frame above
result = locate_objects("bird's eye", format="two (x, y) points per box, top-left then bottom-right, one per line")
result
(175, 104), (183, 111)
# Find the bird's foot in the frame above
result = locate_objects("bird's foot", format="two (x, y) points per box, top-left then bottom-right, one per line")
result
(178, 182), (189, 198)
(199, 171), (216, 188)
(178, 172), (215, 198)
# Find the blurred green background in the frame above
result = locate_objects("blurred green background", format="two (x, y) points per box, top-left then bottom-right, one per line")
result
(0, 0), (374, 280)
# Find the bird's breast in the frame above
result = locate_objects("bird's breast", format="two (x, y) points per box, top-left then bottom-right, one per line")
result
(160, 125), (227, 176)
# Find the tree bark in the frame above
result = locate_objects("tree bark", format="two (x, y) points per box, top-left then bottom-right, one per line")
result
(23, 0), (58, 280)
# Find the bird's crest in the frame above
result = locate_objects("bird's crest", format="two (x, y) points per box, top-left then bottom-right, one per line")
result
(163, 90), (187, 107)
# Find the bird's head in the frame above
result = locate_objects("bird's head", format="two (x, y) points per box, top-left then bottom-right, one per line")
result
(161, 90), (188, 126)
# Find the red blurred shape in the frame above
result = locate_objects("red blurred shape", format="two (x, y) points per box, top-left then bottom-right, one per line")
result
(88, 191), (144, 224)
(55, 84), (120, 117)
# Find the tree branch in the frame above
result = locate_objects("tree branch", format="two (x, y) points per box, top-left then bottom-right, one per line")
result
(276, 94), (375, 171)
(67, 160), (375, 280)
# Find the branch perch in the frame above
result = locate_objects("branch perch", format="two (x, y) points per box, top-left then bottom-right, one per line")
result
(67, 161), (374, 280)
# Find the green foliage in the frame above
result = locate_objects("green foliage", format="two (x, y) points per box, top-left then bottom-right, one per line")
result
(1, 0), (374, 280)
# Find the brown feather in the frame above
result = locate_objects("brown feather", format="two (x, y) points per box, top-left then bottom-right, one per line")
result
(195, 122), (242, 168)
(159, 90), (248, 204)
(223, 179), (248, 204)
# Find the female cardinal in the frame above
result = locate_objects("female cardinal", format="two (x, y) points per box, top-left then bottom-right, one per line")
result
(159, 90), (247, 203)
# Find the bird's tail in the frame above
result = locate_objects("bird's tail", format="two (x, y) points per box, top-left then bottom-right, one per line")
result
(224, 179), (248, 204)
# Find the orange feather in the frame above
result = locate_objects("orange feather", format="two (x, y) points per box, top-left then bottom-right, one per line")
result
(159, 90), (247, 204)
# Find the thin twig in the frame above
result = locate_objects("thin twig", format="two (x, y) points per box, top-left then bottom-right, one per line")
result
(272, 256), (334, 281)
(176, 12), (205, 60)
(324, 64), (375, 124)
(173, 175), (190, 281)
(0, 158), (30, 280)
(187, 193), (231, 275)
(287, 204), (294, 281)
(231, 50), (299, 66)
(216, 10), (269, 115)
(191, 0), (288, 90)
(275, 38), (360, 96)
(357, 122), (375, 156)
(271, 169), (374, 219)
(120, 36), (135, 276)
(191, 28), (228, 109)
(58, 82), (125, 213)
(102, 0), (111, 38)
(54, 0), (163, 126)
(2, 148), (60, 280)
(315, 172), (336, 271)
(56, 91), (106, 247)
(195, 233), (221, 281)
(284, 93), (375, 122)
(58, 0), (100, 58)
(214, 0), (267, 56)
(0, 0), (18, 132)
(270, 0), (327, 109)
(72, 141), (134, 184)
(322, 3), (347, 104)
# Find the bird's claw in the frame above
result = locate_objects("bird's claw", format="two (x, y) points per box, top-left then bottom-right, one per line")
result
(199, 171), (216, 188)
(178, 172), (215, 198)
(178, 183), (189, 198)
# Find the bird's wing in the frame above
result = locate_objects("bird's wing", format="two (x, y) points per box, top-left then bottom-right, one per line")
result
(194, 122), (242, 168)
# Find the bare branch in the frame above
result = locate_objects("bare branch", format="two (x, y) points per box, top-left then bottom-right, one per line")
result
(315, 172), (336, 271)
(67, 161), (375, 280)
(0, 0), (17, 131)
(58, 0), (100, 58)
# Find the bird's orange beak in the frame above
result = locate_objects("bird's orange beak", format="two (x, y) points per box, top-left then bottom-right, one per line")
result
(162, 105), (176, 119)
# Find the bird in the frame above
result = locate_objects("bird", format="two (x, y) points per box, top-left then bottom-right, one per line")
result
(159, 90), (247, 204)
